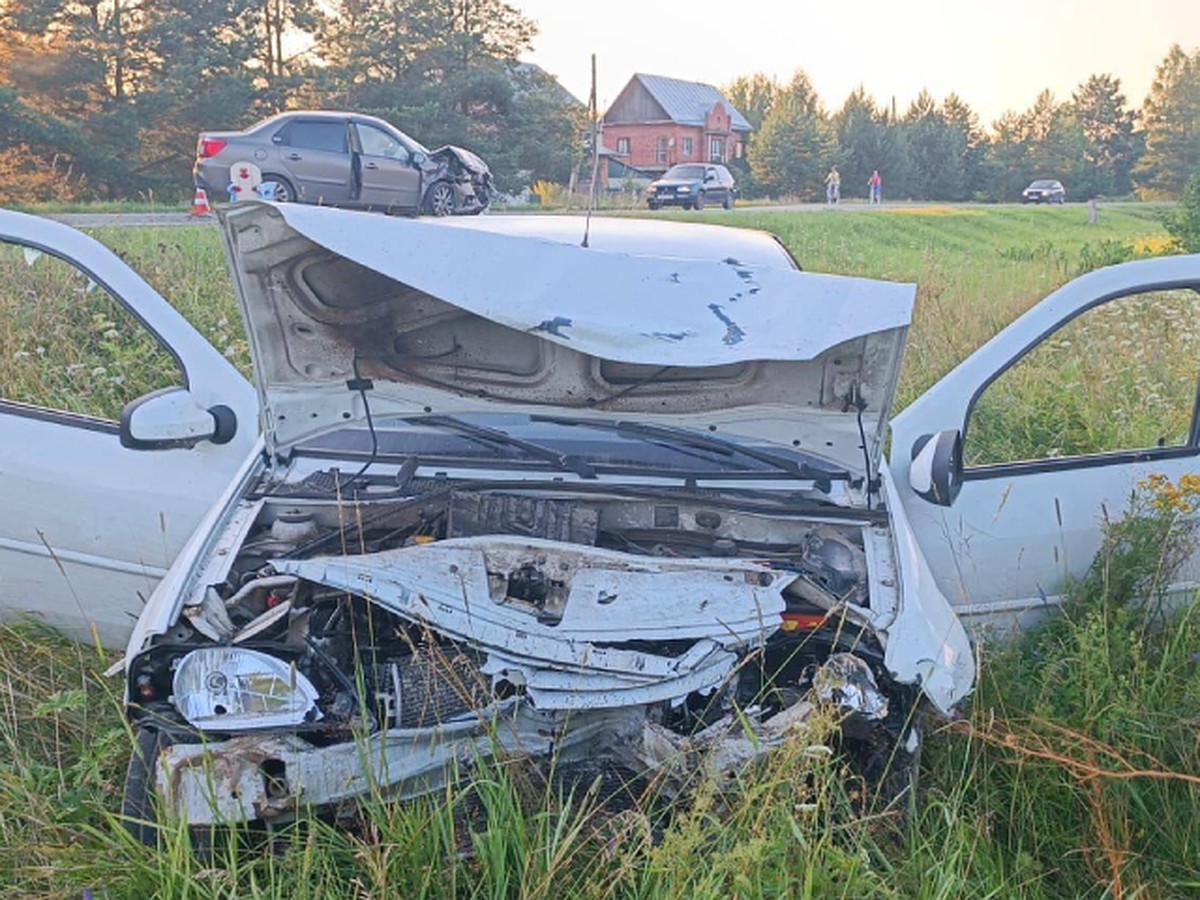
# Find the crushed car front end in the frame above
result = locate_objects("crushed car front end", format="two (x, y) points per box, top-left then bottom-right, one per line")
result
(423, 146), (493, 215)
(121, 204), (973, 831)
(127, 467), (928, 825)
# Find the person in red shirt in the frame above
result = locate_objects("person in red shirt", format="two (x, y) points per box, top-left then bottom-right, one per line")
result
(868, 170), (883, 205)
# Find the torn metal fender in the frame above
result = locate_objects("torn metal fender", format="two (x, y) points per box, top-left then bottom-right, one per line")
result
(879, 463), (975, 713)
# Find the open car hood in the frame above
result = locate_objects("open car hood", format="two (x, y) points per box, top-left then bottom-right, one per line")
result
(220, 203), (914, 476)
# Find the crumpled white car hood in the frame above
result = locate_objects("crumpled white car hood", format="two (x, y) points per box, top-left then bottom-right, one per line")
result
(220, 203), (915, 474)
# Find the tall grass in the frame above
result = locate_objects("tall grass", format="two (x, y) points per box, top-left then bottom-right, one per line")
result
(2, 204), (1197, 898)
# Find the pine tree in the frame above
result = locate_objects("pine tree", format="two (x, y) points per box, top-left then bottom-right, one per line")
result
(723, 73), (779, 133)
(749, 70), (836, 199)
(901, 90), (966, 200)
(1071, 74), (1141, 197)
(1135, 45), (1200, 198)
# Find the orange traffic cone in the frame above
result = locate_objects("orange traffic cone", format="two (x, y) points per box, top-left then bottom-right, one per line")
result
(190, 188), (212, 217)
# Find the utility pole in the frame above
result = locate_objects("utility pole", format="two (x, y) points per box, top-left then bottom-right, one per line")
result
(583, 53), (600, 248)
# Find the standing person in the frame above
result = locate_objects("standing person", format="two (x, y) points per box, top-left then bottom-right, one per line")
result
(825, 166), (841, 204)
(868, 169), (882, 204)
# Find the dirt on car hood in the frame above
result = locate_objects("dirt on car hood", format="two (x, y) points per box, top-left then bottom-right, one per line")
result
(219, 202), (914, 475)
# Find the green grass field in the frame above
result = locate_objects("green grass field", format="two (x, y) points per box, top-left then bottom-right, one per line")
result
(4, 203), (1200, 898)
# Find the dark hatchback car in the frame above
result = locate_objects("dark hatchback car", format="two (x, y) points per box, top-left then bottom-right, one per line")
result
(647, 164), (737, 210)
(194, 111), (493, 216)
(1021, 179), (1066, 204)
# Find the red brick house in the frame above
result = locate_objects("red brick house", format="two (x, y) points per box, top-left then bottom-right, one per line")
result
(601, 74), (752, 181)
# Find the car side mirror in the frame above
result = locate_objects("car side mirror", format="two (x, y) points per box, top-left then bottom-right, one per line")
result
(705, 173), (716, 182)
(909, 429), (963, 506)
(120, 387), (238, 451)
(412, 150), (427, 166)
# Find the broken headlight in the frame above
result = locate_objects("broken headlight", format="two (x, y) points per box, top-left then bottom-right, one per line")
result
(172, 647), (321, 730)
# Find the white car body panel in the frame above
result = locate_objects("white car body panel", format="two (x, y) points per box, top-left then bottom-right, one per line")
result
(268, 204), (913, 367)
(0, 210), (258, 646)
(223, 203), (913, 476)
(890, 254), (1200, 635)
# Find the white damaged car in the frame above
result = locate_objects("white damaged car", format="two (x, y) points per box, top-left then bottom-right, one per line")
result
(3, 204), (1199, 836)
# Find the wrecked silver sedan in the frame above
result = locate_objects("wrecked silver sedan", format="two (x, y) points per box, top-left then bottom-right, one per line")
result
(115, 204), (973, 834)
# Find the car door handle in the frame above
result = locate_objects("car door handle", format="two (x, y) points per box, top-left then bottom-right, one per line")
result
(364, 162), (379, 170)
(286, 153), (302, 160)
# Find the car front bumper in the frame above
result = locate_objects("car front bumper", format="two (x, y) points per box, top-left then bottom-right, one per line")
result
(153, 703), (629, 825)
(647, 193), (696, 207)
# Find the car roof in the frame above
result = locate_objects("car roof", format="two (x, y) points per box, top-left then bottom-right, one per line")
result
(427, 214), (797, 269)
(250, 110), (392, 131)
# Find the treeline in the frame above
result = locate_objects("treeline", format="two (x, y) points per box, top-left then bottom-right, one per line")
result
(1, 0), (1197, 205)
(0, 0), (584, 202)
(726, 47), (1200, 202)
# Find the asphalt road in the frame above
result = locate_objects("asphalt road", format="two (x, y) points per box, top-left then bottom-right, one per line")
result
(50, 211), (209, 228)
(47, 201), (1064, 228)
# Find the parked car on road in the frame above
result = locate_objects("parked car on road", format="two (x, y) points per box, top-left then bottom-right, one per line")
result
(647, 164), (737, 210)
(3, 205), (1199, 840)
(194, 111), (493, 216)
(1022, 179), (1066, 204)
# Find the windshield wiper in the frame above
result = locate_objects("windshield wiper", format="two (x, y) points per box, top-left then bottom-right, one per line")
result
(530, 415), (847, 493)
(407, 415), (597, 479)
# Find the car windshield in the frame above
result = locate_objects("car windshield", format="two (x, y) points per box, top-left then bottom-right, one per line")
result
(664, 165), (706, 180)
(1029, 180), (1060, 189)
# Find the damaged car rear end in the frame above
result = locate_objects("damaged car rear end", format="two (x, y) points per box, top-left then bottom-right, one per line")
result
(121, 204), (973, 832)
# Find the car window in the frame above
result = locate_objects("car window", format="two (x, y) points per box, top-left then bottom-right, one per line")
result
(356, 123), (409, 161)
(0, 240), (184, 422)
(965, 288), (1200, 468)
(284, 121), (347, 154)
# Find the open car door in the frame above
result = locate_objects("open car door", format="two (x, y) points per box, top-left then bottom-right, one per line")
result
(0, 211), (258, 647)
(890, 254), (1200, 635)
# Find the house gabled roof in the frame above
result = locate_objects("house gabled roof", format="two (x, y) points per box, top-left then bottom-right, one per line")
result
(629, 73), (753, 132)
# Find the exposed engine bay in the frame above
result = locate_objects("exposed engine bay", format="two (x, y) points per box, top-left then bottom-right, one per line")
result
(127, 478), (916, 825)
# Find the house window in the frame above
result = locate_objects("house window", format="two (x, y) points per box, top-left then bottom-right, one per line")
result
(616, 137), (630, 156)
(682, 137), (693, 158)
(656, 137), (668, 164)
(708, 137), (725, 162)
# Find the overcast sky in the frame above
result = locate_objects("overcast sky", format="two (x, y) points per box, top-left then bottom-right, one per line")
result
(510, 0), (1200, 125)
